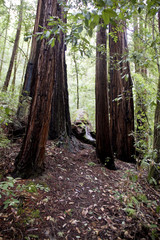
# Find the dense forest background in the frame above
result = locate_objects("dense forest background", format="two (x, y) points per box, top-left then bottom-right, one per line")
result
(0, 0), (160, 239)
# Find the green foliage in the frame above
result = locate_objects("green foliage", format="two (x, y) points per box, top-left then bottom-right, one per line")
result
(31, 209), (40, 218)
(88, 161), (96, 166)
(0, 176), (20, 209)
(25, 235), (39, 240)
(0, 89), (20, 148)
(114, 170), (159, 221)
(25, 181), (50, 193)
(67, 47), (95, 127)
(0, 177), (50, 210)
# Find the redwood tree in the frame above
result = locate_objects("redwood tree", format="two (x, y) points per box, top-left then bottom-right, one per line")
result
(12, 0), (57, 178)
(109, 22), (135, 163)
(48, 2), (71, 140)
(17, 0), (42, 118)
(96, 25), (115, 169)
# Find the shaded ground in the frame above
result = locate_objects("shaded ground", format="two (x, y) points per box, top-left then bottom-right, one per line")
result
(0, 140), (160, 240)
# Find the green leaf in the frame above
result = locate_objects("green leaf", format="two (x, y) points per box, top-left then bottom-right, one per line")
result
(48, 37), (56, 47)
(84, 18), (89, 27)
(96, 0), (105, 7)
(149, 224), (158, 229)
(45, 30), (50, 38)
(93, 14), (100, 25)
(129, 174), (138, 183)
(102, 9), (117, 24)
(90, 15), (100, 29)
(5, 107), (10, 115)
(88, 29), (93, 37)
(125, 207), (136, 217)
(51, 38), (56, 47)
(78, 26), (83, 33)
(156, 206), (160, 213)
(102, 9), (110, 24)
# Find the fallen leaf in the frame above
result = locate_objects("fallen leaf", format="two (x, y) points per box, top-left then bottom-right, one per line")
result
(76, 227), (81, 234)
(110, 225), (117, 231)
(101, 225), (108, 229)
(70, 219), (79, 225)
(91, 221), (96, 227)
(82, 208), (88, 217)
(101, 207), (104, 211)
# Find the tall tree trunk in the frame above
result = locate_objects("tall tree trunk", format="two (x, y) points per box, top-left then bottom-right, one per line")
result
(17, 0), (42, 119)
(48, 2), (71, 140)
(73, 51), (79, 109)
(11, 54), (18, 93)
(12, 0), (57, 179)
(96, 25), (115, 169)
(21, 0), (42, 97)
(0, 1), (11, 81)
(2, 0), (23, 91)
(109, 22), (135, 163)
(20, 39), (31, 87)
(11, 41), (23, 93)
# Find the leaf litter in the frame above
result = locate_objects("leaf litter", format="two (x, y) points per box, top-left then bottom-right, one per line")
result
(0, 140), (160, 240)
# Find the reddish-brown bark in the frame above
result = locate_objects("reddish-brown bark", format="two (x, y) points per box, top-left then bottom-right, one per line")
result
(49, 3), (71, 140)
(96, 25), (115, 169)
(109, 23), (135, 163)
(17, 0), (42, 121)
(13, 0), (57, 178)
(22, 0), (42, 97)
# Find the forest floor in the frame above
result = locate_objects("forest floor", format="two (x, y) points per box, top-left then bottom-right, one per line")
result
(0, 139), (160, 240)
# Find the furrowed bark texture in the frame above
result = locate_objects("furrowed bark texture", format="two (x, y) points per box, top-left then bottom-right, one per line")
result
(96, 26), (115, 169)
(109, 23), (135, 163)
(49, 2), (71, 140)
(23, 0), (42, 97)
(13, 0), (56, 178)
(17, 0), (42, 120)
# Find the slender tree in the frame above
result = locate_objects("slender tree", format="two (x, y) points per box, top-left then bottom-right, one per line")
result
(109, 22), (135, 163)
(96, 24), (115, 169)
(12, 0), (57, 178)
(20, 39), (31, 87)
(73, 51), (80, 110)
(2, 0), (23, 91)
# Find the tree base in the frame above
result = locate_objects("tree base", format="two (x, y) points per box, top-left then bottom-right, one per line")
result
(12, 162), (45, 179)
(98, 156), (117, 170)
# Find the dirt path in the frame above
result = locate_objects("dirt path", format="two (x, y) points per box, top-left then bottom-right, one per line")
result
(0, 141), (160, 239)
